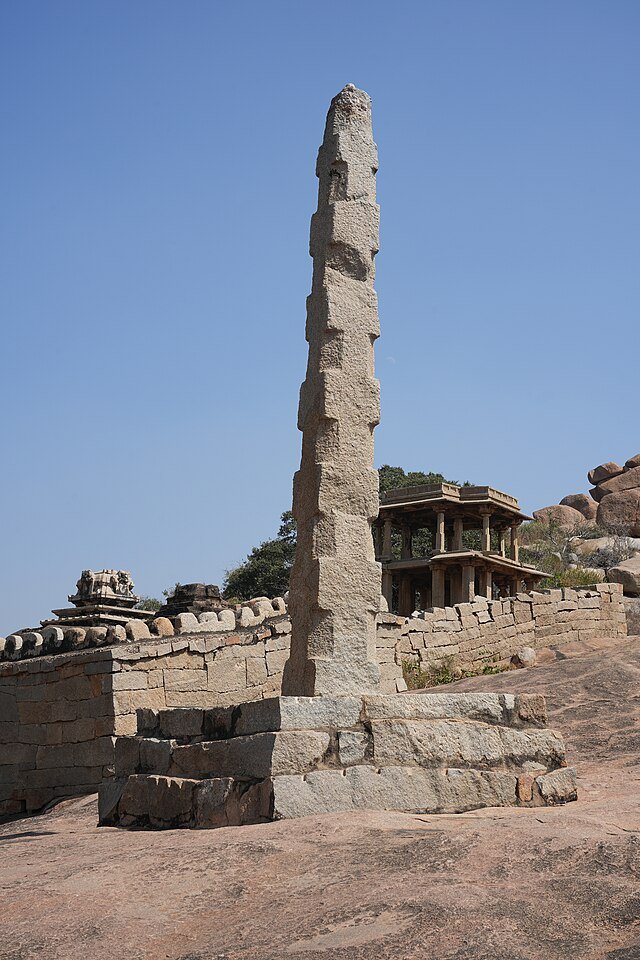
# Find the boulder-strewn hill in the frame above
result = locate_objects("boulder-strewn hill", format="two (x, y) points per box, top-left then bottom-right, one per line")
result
(1, 633), (639, 960)
(533, 452), (640, 594)
(535, 452), (640, 536)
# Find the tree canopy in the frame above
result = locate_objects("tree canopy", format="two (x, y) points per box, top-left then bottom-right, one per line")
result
(223, 512), (296, 601)
(222, 467), (467, 601)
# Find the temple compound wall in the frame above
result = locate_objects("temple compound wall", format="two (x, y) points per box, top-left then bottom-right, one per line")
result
(0, 583), (627, 819)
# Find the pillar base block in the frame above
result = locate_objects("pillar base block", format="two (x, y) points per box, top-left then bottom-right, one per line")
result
(99, 693), (577, 829)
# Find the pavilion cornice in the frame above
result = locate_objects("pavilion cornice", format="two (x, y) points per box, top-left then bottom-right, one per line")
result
(384, 552), (544, 577)
(378, 483), (531, 523)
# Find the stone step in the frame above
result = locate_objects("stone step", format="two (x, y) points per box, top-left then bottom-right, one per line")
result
(99, 774), (271, 829)
(99, 762), (578, 830)
(135, 692), (548, 743)
(116, 715), (566, 783)
(116, 729), (332, 781)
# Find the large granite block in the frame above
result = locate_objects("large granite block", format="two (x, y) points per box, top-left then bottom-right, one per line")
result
(169, 729), (331, 780)
(233, 695), (361, 736)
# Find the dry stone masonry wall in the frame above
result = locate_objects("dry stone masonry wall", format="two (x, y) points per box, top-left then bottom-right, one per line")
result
(0, 583), (626, 819)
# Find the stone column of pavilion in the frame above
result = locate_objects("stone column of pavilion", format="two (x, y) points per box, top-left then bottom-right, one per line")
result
(281, 84), (382, 697)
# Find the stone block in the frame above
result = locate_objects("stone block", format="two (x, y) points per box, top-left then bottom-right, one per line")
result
(207, 658), (246, 694)
(203, 706), (236, 739)
(42, 626), (64, 654)
(157, 708), (204, 739)
(98, 779), (126, 824)
(125, 621), (151, 642)
(170, 730), (330, 780)
(4, 635), (23, 659)
(110, 672), (148, 692)
(371, 719), (506, 769)
(218, 609), (236, 629)
(174, 613), (199, 633)
(238, 606), (262, 628)
(233, 695), (362, 737)
(121, 774), (197, 825)
(107, 625), (127, 644)
(139, 737), (173, 775)
(113, 714), (137, 737)
(535, 767), (577, 804)
(193, 777), (238, 828)
(266, 649), (288, 676)
(271, 765), (518, 819)
(163, 669), (207, 693)
(150, 618), (174, 637)
(498, 727), (566, 767)
(337, 729), (368, 765)
(115, 736), (140, 777)
(164, 691), (220, 708)
(188, 638), (210, 653)
(85, 627), (108, 647)
(362, 693), (513, 725)
(61, 718), (97, 744)
(246, 657), (268, 687)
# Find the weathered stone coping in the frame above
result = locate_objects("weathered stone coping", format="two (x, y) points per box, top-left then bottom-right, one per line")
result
(0, 583), (625, 667)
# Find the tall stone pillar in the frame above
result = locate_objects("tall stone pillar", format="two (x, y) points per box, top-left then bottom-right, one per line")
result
(435, 512), (446, 553)
(482, 513), (491, 553)
(510, 522), (520, 563)
(462, 563), (476, 603)
(398, 576), (414, 617)
(401, 525), (413, 560)
(498, 527), (507, 558)
(282, 85), (382, 697)
(381, 519), (393, 560)
(432, 566), (446, 608)
(453, 517), (464, 552)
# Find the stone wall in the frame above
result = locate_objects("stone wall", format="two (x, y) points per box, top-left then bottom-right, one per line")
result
(380, 583), (627, 682)
(0, 584), (627, 819)
(0, 614), (292, 819)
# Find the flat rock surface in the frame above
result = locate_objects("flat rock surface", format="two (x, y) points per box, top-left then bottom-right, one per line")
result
(1, 635), (639, 960)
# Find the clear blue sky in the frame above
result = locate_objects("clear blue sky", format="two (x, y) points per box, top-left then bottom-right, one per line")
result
(1, 1), (638, 634)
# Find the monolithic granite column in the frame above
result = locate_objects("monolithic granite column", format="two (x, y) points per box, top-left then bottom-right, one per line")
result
(281, 84), (382, 696)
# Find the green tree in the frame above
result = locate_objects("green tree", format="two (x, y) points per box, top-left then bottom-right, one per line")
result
(135, 596), (162, 612)
(378, 464), (451, 495)
(223, 512), (296, 601)
(222, 468), (468, 600)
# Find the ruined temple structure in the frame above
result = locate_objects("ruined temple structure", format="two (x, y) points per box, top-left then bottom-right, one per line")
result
(376, 484), (545, 615)
(98, 85), (577, 829)
(41, 570), (155, 629)
(156, 583), (225, 620)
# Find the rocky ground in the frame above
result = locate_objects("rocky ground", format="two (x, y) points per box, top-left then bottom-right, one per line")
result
(1, 635), (639, 960)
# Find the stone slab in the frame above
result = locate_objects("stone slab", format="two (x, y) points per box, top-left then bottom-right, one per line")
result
(362, 693), (515, 725)
(233, 695), (362, 736)
(370, 719), (566, 770)
(169, 729), (331, 780)
(271, 765), (520, 818)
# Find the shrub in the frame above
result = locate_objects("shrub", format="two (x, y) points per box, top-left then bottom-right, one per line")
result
(135, 596), (162, 612)
(539, 567), (602, 589)
(589, 539), (634, 569)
